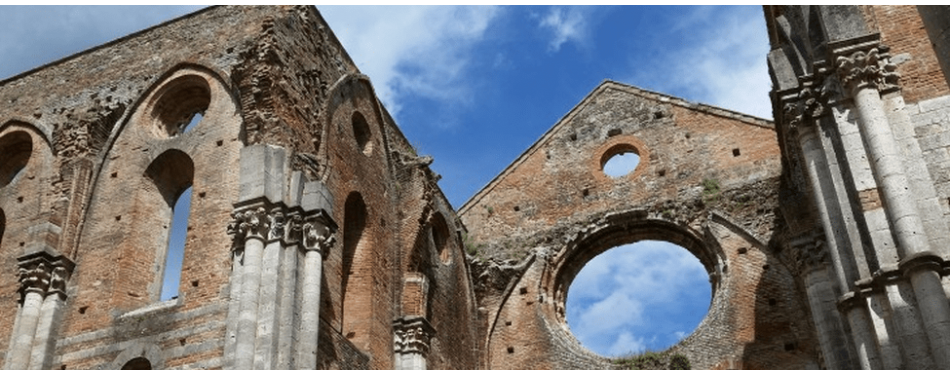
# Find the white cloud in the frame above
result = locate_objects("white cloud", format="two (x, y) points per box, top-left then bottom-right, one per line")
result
(538, 6), (589, 52)
(566, 241), (710, 356)
(627, 6), (772, 119)
(608, 332), (647, 357)
(319, 6), (501, 120)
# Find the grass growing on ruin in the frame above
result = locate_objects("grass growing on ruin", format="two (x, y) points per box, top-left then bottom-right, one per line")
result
(612, 350), (690, 370)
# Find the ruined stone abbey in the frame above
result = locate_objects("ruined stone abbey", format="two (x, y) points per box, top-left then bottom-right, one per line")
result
(2, 5), (950, 370)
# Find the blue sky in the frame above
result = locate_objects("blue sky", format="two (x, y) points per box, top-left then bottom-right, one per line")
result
(0, 5), (770, 357)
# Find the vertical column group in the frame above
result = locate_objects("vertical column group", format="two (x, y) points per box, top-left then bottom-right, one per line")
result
(223, 144), (337, 370)
(3, 252), (73, 370)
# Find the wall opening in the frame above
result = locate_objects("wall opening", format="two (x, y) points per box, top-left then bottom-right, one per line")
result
(600, 144), (640, 178)
(351, 111), (373, 156)
(143, 149), (195, 303)
(431, 213), (451, 264)
(341, 192), (372, 350)
(0, 209), (5, 252)
(149, 75), (210, 138)
(161, 186), (192, 301)
(565, 240), (711, 357)
(121, 357), (152, 370)
(0, 131), (33, 187)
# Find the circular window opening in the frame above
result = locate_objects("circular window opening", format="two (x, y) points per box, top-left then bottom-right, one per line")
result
(566, 240), (711, 357)
(150, 75), (211, 138)
(0, 131), (33, 188)
(352, 112), (374, 156)
(601, 145), (640, 178)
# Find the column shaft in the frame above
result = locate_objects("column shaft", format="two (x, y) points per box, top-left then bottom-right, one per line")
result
(235, 236), (264, 369)
(6, 291), (44, 369)
(295, 249), (324, 369)
(28, 293), (65, 369)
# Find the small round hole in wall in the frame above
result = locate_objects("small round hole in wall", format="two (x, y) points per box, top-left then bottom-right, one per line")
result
(600, 144), (641, 178)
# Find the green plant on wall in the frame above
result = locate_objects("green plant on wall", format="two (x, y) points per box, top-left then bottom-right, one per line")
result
(702, 178), (720, 204)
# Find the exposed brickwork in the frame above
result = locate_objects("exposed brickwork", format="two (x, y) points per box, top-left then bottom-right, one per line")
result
(460, 82), (818, 369)
(4, 4), (950, 370)
(870, 6), (950, 104)
(0, 6), (477, 370)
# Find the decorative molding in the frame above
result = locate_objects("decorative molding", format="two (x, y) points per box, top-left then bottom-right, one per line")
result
(228, 199), (337, 255)
(393, 316), (436, 356)
(16, 251), (74, 301)
(835, 47), (900, 92)
(788, 231), (829, 275)
(227, 205), (270, 242)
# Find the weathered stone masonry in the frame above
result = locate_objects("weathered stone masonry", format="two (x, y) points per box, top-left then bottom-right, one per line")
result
(1, 4), (950, 370)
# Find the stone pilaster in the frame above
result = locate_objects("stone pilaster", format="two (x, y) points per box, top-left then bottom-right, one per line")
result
(3, 251), (73, 370)
(789, 233), (857, 369)
(224, 174), (336, 370)
(294, 211), (336, 369)
(393, 316), (435, 370)
(835, 40), (950, 368)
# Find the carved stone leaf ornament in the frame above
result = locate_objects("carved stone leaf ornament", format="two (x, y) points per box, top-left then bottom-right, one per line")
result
(836, 48), (901, 91)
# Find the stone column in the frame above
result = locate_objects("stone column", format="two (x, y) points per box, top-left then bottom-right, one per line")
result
(294, 213), (336, 369)
(28, 265), (69, 370)
(3, 252), (73, 370)
(393, 316), (435, 370)
(837, 46), (950, 367)
(226, 204), (269, 369)
(791, 234), (858, 369)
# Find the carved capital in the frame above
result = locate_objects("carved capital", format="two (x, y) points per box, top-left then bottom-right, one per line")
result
(16, 252), (74, 301)
(836, 47), (900, 93)
(393, 316), (436, 356)
(301, 211), (336, 258)
(789, 232), (830, 275)
(227, 205), (270, 242)
(268, 207), (286, 242)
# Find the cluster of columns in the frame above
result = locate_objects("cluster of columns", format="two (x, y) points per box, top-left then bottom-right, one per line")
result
(781, 37), (950, 369)
(223, 144), (337, 370)
(3, 251), (73, 370)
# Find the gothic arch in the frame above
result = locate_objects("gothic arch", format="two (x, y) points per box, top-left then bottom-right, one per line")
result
(110, 341), (164, 370)
(317, 74), (392, 182)
(73, 64), (244, 313)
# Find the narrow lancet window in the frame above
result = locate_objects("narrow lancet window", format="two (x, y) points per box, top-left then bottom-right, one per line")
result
(161, 186), (192, 301)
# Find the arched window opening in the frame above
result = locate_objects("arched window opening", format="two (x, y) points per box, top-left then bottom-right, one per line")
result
(121, 357), (152, 370)
(144, 149), (194, 303)
(0, 131), (33, 187)
(601, 144), (640, 178)
(161, 186), (192, 301)
(341, 192), (372, 349)
(565, 240), (710, 357)
(149, 75), (210, 138)
(351, 112), (373, 156)
(431, 213), (451, 264)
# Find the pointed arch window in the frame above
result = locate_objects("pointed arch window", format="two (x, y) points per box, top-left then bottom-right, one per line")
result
(161, 186), (192, 301)
(143, 149), (194, 302)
